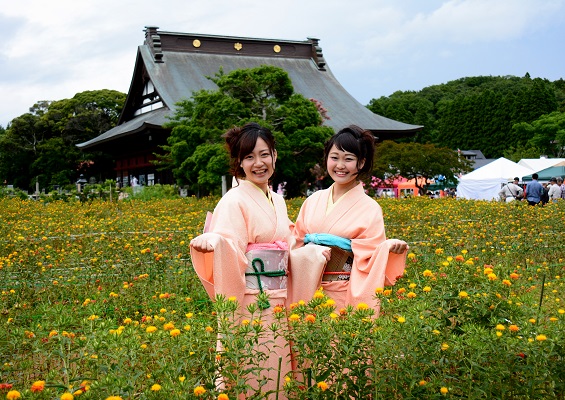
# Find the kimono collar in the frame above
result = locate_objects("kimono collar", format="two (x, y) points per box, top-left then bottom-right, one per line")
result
(327, 183), (358, 214)
(242, 180), (274, 207)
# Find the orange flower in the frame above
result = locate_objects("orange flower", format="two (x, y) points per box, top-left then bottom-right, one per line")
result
(6, 391), (21, 400)
(194, 386), (206, 396)
(31, 380), (46, 393)
(305, 314), (316, 323)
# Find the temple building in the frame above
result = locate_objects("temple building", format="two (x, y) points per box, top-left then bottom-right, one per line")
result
(77, 26), (422, 186)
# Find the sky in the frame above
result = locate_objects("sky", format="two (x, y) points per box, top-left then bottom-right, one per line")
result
(1, 0), (565, 128)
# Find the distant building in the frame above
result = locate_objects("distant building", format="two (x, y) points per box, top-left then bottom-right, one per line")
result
(459, 150), (495, 170)
(77, 27), (422, 186)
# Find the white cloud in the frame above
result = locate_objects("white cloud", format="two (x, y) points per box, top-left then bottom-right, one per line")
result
(1, 0), (564, 126)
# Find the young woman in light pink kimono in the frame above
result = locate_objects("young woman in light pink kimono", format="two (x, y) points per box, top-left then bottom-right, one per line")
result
(290, 125), (409, 315)
(190, 123), (292, 399)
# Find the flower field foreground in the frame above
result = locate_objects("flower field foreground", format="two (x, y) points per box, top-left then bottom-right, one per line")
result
(1, 196), (564, 399)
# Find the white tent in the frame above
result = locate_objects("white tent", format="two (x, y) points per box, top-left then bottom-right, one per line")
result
(517, 158), (565, 172)
(457, 157), (533, 200)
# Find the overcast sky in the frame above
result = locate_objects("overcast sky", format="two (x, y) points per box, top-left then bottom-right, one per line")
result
(1, 0), (564, 128)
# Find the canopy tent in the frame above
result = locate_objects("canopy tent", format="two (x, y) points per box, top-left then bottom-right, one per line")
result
(456, 157), (533, 200)
(517, 158), (565, 172)
(522, 163), (565, 181)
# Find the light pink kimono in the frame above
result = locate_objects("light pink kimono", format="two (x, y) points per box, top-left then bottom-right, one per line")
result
(190, 180), (292, 398)
(290, 183), (407, 314)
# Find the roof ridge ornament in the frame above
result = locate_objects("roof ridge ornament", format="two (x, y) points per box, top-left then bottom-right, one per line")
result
(144, 26), (164, 63)
(308, 37), (326, 71)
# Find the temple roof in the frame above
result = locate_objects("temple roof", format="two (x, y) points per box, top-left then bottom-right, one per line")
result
(78, 27), (421, 150)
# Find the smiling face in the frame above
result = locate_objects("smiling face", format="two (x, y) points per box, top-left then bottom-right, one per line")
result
(326, 145), (364, 189)
(240, 137), (276, 192)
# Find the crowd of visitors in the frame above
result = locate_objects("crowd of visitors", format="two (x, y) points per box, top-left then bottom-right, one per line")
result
(500, 173), (565, 205)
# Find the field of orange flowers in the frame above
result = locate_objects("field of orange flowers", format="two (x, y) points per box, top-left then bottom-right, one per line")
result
(0, 196), (563, 399)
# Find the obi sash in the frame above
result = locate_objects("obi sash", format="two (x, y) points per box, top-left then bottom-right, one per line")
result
(245, 241), (289, 291)
(305, 233), (353, 281)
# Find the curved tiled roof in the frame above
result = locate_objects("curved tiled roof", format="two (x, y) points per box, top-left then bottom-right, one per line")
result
(78, 28), (421, 150)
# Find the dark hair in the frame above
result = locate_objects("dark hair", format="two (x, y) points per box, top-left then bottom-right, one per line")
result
(222, 122), (276, 180)
(532, 173), (539, 180)
(324, 125), (375, 179)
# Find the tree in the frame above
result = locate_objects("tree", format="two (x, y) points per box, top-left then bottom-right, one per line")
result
(367, 75), (560, 158)
(374, 141), (473, 193)
(0, 90), (125, 191)
(367, 91), (436, 143)
(522, 111), (565, 157)
(161, 66), (333, 197)
(503, 144), (544, 162)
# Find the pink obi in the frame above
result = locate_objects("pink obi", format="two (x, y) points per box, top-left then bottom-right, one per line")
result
(245, 241), (289, 290)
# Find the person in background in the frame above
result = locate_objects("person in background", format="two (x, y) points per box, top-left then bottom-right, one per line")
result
(499, 177), (524, 202)
(290, 125), (408, 314)
(558, 177), (565, 199)
(525, 173), (544, 206)
(190, 122), (293, 399)
(548, 177), (561, 203)
(541, 182), (550, 205)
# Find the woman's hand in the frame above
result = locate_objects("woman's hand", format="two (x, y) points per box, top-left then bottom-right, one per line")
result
(190, 235), (215, 253)
(388, 239), (409, 254)
(322, 247), (331, 261)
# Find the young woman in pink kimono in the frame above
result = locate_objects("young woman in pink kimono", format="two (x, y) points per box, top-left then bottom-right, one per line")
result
(190, 122), (292, 399)
(290, 125), (409, 315)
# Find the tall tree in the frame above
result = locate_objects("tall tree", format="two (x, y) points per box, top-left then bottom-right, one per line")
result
(374, 141), (473, 193)
(161, 66), (333, 197)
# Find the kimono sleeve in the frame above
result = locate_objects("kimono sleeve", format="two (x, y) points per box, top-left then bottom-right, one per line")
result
(350, 202), (407, 286)
(189, 192), (249, 304)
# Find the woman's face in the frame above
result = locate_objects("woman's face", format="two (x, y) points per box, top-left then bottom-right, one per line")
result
(326, 145), (363, 187)
(240, 138), (276, 191)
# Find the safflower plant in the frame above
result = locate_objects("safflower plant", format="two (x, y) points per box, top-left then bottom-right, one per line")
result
(0, 195), (563, 399)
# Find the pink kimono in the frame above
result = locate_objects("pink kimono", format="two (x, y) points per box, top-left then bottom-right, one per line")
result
(290, 183), (407, 314)
(190, 180), (292, 398)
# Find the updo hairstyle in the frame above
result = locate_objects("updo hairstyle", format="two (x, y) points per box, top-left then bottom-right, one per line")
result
(222, 122), (277, 180)
(324, 125), (375, 179)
